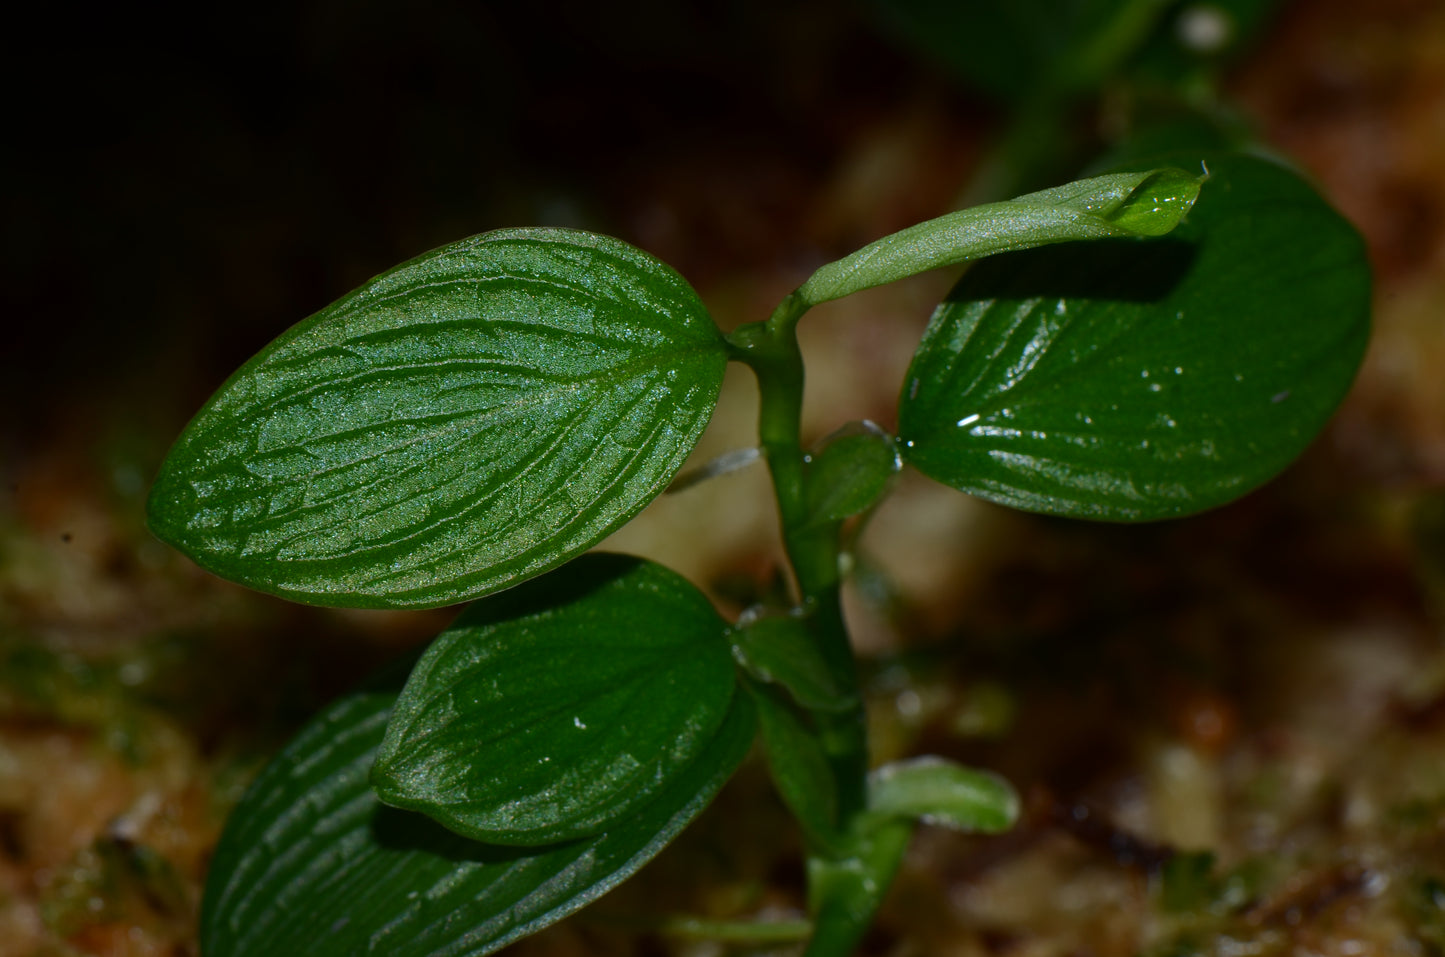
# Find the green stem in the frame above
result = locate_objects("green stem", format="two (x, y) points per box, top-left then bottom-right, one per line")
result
(727, 301), (869, 824)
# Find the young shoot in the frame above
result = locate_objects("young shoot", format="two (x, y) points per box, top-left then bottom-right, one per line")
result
(151, 153), (1369, 957)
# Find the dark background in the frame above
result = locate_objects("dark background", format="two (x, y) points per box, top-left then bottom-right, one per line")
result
(2, 1), (972, 453)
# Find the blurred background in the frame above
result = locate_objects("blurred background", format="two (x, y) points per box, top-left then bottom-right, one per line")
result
(1, 1), (1443, 953)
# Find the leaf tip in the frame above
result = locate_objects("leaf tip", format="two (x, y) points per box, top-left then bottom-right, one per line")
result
(1109, 166), (1204, 237)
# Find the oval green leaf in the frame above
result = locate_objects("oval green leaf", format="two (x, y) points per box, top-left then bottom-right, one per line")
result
(201, 678), (755, 957)
(372, 554), (739, 845)
(148, 228), (727, 608)
(898, 153), (1370, 520)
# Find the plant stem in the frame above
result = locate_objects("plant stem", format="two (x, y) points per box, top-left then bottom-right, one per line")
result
(727, 299), (869, 823)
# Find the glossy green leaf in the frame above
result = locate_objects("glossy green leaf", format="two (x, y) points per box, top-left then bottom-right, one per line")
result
(730, 615), (852, 713)
(372, 554), (738, 845)
(899, 153), (1370, 520)
(148, 228), (726, 609)
(745, 680), (840, 852)
(866, 756), (1019, 833)
(802, 425), (900, 529)
(200, 679), (755, 957)
(796, 167), (1199, 306)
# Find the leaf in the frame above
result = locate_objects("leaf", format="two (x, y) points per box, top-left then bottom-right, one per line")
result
(745, 680), (840, 852)
(200, 677), (756, 957)
(372, 554), (739, 845)
(802, 425), (900, 529)
(731, 615), (851, 713)
(899, 152), (1370, 520)
(147, 228), (726, 609)
(796, 167), (1200, 306)
(866, 756), (1019, 833)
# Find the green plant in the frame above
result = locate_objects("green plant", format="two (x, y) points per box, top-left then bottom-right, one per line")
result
(147, 151), (1369, 955)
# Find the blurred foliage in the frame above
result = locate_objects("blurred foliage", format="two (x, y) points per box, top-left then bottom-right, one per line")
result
(867, 0), (1284, 197)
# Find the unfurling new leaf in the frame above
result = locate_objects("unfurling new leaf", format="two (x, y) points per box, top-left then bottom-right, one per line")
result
(372, 554), (740, 845)
(148, 228), (727, 609)
(794, 166), (1201, 307)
